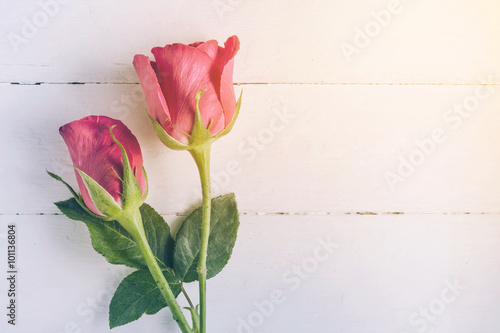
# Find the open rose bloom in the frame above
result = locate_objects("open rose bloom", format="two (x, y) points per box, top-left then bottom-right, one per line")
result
(59, 115), (147, 217)
(133, 35), (241, 148)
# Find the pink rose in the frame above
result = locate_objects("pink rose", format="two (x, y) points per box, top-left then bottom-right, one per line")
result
(59, 115), (147, 216)
(133, 35), (241, 147)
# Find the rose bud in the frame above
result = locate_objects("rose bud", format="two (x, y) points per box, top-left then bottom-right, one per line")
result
(58, 115), (147, 219)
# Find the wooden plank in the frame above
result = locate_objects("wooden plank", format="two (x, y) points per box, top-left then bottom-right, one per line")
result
(0, 0), (499, 84)
(1, 214), (499, 332)
(2, 1), (499, 333)
(1, 83), (500, 214)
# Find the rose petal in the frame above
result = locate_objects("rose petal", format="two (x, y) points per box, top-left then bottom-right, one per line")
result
(216, 36), (240, 127)
(133, 55), (173, 136)
(152, 44), (224, 142)
(194, 39), (219, 60)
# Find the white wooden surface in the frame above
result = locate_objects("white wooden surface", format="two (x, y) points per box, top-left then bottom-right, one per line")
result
(1, 1), (500, 332)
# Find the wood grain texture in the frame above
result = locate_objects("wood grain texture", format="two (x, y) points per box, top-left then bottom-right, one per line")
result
(1, 83), (499, 214)
(1, 214), (499, 333)
(0, 0), (499, 84)
(1, 0), (499, 332)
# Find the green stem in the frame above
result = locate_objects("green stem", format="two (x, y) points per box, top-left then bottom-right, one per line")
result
(117, 209), (193, 333)
(189, 144), (212, 333)
(181, 282), (196, 310)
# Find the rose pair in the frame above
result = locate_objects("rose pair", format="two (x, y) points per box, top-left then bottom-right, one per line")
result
(51, 36), (241, 333)
(60, 35), (240, 217)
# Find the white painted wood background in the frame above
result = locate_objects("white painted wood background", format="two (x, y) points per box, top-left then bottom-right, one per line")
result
(1, 0), (499, 332)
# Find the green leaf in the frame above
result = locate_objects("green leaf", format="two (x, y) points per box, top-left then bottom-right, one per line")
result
(173, 193), (239, 282)
(109, 269), (181, 328)
(140, 202), (175, 268)
(55, 197), (105, 226)
(55, 198), (174, 269)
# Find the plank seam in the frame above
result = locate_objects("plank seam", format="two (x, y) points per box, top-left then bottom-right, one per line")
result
(2, 82), (499, 86)
(2, 212), (500, 217)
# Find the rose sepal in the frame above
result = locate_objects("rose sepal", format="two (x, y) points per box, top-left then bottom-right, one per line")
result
(148, 114), (190, 151)
(149, 90), (225, 151)
(46, 170), (103, 219)
(212, 90), (242, 141)
(148, 89), (241, 153)
(74, 167), (123, 219)
(187, 90), (215, 148)
(109, 126), (147, 211)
